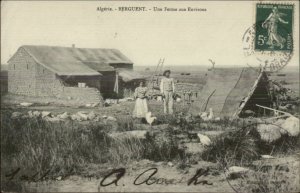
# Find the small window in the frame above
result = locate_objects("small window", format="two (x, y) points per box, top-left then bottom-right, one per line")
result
(13, 64), (15, 70)
(43, 69), (45, 74)
(27, 64), (29, 70)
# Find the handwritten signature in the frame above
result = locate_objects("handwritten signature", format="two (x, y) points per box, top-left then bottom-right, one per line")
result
(6, 167), (213, 186)
(99, 167), (213, 186)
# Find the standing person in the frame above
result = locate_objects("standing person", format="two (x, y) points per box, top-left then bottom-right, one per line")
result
(160, 70), (175, 114)
(133, 81), (149, 118)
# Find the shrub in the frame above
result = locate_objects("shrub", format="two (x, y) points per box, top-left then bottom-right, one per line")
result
(201, 128), (259, 167)
(1, 111), (186, 183)
(143, 127), (185, 161)
(1, 114), (112, 180)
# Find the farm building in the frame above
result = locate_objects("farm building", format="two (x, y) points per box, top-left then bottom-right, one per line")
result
(7, 45), (145, 103)
(189, 67), (272, 118)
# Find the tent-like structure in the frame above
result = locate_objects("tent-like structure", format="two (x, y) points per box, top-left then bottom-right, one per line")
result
(189, 67), (272, 118)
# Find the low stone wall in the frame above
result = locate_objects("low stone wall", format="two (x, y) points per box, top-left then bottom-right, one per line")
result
(175, 83), (204, 93)
(59, 87), (103, 105)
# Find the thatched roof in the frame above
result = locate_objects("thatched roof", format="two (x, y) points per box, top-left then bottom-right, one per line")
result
(9, 45), (132, 76)
(189, 67), (269, 118)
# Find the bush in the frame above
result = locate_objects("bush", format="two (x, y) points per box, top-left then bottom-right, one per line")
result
(1, 111), (186, 184)
(143, 127), (185, 161)
(1, 114), (111, 180)
(201, 128), (259, 167)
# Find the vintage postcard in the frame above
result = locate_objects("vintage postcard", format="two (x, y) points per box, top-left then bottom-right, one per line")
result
(1, 0), (299, 192)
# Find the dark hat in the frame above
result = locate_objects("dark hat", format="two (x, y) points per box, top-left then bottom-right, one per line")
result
(163, 70), (171, 76)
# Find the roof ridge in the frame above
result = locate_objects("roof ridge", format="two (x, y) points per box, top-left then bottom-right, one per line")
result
(8, 45), (132, 76)
(21, 46), (63, 75)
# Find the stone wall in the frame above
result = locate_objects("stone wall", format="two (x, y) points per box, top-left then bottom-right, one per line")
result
(175, 83), (204, 93)
(59, 87), (103, 104)
(8, 48), (64, 97)
(8, 48), (37, 96)
(8, 48), (103, 105)
(35, 62), (64, 97)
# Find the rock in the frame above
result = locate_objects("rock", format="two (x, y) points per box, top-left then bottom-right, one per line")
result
(105, 99), (118, 105)
(274, 119), (285, 126)
(85, 103), (92, 107)
(280, 116), (299, 137)
(57, 112), (69, 119)
(102, 115), (108, 119)
(32, 111), (40, 117)
(20, 102), (33, 107)
(56, 176), (62, 181)
(126, 97), (134, 101)
(77, 111), (88, 121)
(91, 103), (99, 107)
(257, 123), (282, 143)
(41, 111), (51, 118)
(109, 130), (148, 139)
(167, 162), (174, 167)
(44, 116), (60, 122)
(67, 96), (72, 100)
(226, 166), (250, 179)
(87, 111), (96, 120)
(215, 117), (221, 121)
(107, 116), (117, 121)
(155, 162), (164, 166)
(261, 155), (275, 159)
(197, 133), (212, 146)
(11, 112), (22, 119)
(157, 96), (162, 102)
(118, 98), (127, 103)
(28, 111), (34, 118)
(71, 114), (81, 121)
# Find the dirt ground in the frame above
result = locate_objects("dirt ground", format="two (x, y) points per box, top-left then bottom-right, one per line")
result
(1, 94), (191, 120)
(21, 154), (300, 192)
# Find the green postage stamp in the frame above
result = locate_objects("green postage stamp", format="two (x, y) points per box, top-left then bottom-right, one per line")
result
(255, 3), (293, 51)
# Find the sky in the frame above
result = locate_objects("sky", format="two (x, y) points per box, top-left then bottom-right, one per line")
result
(1, 1), (299, 67)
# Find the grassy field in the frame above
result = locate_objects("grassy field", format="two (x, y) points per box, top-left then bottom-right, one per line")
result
(1, 102), (300, 192)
